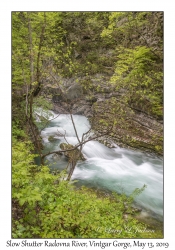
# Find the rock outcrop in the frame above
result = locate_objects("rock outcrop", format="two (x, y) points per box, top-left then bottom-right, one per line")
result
(40, 74), (163, 156)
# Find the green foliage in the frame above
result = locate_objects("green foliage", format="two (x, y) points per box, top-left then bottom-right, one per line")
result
(12, 140), (162, 238)
(110, 46), (163, 119)
(101, 12), (156, 48)
(33, 96), (53, 111)
(12, 122), (26, 141)
(33, 96), (53, 125)
(12, 12), (67, 117)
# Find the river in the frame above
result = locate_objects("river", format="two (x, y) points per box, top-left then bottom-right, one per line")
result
(39, 111), (163, 222)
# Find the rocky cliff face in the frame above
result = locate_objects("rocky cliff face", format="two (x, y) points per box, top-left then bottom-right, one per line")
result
(40, 73), (163, 157)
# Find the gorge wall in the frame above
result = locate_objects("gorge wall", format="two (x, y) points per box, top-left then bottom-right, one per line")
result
(39, 12), (163, 156)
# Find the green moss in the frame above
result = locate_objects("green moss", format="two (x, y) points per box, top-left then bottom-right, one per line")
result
(48, 136), (57, 142)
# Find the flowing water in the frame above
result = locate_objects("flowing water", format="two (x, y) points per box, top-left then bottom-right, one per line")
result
(39, 111), (163, 221)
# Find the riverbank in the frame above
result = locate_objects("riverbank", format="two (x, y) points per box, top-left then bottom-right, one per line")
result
(12, 137), (163, 238)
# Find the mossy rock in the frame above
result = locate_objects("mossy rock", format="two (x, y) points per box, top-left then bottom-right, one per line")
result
(60, 143), (85, 161)
(48, 136), (58, 142)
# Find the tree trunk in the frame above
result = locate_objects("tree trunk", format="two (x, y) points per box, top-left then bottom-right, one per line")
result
(34, 12), (46, 97)
(28, 12), (34, 120)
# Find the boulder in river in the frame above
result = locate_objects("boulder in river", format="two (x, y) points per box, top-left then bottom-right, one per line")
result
(60, 143), (86, 161)
(48, 135), (60, 142)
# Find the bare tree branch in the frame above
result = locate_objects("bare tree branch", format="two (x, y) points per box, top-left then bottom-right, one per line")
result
(41, 131), (110, 160)
(70, 114), (81, 144)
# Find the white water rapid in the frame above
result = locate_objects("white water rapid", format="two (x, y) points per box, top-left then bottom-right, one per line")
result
(40, 112), (163, 221)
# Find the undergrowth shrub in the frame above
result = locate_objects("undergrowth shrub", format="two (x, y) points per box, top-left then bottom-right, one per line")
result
(12, 139), (163, 238)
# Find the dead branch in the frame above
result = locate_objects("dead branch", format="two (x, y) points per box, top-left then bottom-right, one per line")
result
(41, 131), (110, 160)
